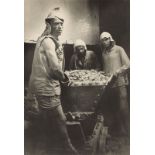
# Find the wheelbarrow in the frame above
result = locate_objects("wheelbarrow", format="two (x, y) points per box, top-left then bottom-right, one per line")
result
(62, 74), (114, 155)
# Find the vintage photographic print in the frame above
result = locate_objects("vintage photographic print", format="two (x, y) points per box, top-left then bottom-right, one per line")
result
(24, 0), (130, 154)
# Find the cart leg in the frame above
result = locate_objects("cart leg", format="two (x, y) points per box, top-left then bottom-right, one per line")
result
(84, 114), (107, 155)
(97, 126), (108, 155)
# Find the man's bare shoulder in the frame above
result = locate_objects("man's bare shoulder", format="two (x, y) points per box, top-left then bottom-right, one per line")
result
(41, 37), (55, 50)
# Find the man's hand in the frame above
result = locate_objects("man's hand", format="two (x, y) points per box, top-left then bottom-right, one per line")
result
(113, 67), (129, 77)
(60, 73), (72, 86)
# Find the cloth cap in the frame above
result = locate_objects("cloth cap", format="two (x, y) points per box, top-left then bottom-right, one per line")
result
(45, 10), (64, 23)
(100, 32), (114, 41)
(74, 39), (87, 52)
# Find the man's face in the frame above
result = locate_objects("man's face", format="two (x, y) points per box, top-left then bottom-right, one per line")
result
(76, 46), (85, 56)
(101, 37), (111, 48)
(51, 19), (63, 36)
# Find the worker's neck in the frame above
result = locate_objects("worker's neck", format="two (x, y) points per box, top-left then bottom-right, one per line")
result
(50, 33), (59, 40)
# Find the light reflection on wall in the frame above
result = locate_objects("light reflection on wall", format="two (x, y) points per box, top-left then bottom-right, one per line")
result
(25, 0), (99, 45)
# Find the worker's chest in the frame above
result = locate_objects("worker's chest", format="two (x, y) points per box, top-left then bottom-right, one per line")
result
(102, 50), (121, 65)
(55, 46), (64, 62)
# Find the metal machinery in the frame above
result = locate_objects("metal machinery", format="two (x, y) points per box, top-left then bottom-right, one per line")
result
(62, 72), (113, 155)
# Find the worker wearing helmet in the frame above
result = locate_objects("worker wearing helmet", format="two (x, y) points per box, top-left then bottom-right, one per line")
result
(100, 32), (130, 137)
(28, 10), (78, 154)
(69, 39), (100, 70)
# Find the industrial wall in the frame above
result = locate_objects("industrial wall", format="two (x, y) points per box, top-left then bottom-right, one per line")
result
(25, 0), (99, 44)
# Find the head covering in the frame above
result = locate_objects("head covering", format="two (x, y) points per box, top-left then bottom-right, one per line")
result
(45, 10), (64, 23)
(73, 39), (87, 52)
(41, 9), (64, 37)
(100, 32), (114, 42)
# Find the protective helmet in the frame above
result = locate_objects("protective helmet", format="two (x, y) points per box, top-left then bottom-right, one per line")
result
(73, 39), (87, 52)
(100, 32), (114, 42)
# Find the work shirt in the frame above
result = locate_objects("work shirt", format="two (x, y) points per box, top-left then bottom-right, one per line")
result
(102, 45), (130, 87)
(29, 34), (65, 96)
(69, 50), (100, 70)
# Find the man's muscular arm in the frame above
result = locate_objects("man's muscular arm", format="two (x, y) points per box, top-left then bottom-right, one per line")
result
(42, 38), (67, 81)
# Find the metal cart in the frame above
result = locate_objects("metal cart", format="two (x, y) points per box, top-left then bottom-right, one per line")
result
(62, 75), (113, 155)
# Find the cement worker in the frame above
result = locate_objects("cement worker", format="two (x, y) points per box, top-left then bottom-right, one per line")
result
(28, 10), (78, 154)
(69, 39), (100, 70)
(100, 32), (130, 136)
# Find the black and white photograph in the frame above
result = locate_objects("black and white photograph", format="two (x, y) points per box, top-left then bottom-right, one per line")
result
(24, 0), (130, 154)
